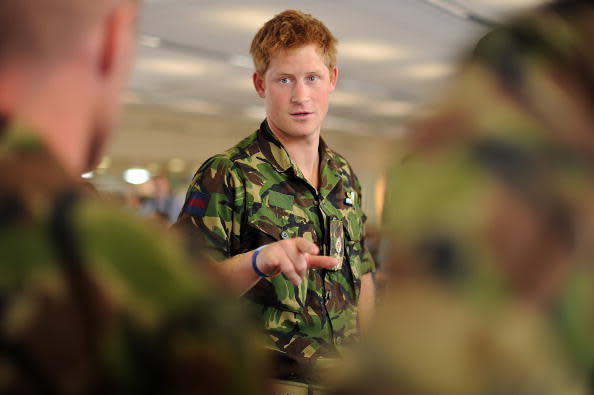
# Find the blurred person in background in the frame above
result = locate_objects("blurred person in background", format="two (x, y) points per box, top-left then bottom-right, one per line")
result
(0, 0), (266, 393)
(137, 175), (184, 224)
(331, 0), (594, 394)
(175, 9), (376, 390)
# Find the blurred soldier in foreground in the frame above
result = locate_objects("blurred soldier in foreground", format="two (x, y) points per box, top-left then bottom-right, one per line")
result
(0, 0), (264, 394)
(332, 0), (594, 394)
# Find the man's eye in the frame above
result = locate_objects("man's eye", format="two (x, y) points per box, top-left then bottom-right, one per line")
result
(307, 76), (319, 82)
(279, 77), (290, 84)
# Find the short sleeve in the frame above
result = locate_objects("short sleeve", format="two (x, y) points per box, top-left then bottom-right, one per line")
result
(174, 156), (244, 260)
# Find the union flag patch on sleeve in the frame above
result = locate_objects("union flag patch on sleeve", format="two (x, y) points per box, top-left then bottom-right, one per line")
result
(184, 191), (210, 217)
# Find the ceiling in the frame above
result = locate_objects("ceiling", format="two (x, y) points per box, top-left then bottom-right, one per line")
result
(96, 0), (549, 220)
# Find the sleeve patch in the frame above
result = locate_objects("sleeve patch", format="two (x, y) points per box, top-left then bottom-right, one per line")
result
(184, 191), (210, 217)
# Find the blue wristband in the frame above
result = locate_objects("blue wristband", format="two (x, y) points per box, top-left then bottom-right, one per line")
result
(252, 245), (269, 278)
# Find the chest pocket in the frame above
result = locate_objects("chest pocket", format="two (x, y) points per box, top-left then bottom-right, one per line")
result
(244, 190), (314, 312)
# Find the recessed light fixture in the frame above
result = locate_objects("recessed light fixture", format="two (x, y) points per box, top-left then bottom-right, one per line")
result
(123, 168), (151, 185)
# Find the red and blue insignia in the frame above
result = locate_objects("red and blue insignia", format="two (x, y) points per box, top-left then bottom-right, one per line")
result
(184, 191), (210, 216)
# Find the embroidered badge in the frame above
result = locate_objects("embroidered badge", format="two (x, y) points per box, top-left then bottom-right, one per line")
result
(184, 191), (210, 216)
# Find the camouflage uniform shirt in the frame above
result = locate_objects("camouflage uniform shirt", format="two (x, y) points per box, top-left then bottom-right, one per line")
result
(176, 120), (375, 370)
(0, 120), (265, 394)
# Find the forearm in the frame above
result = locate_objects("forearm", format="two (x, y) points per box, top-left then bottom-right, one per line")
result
(216, 251), (263, 296)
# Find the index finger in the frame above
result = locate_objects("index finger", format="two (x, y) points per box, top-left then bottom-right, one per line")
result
(306, 255), (338, 270)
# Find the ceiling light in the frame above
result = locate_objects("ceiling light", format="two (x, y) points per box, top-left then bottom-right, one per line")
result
(136, 57), (206, 76)
(81, 172), (94, 179)
(208, 9), (273, 32)
(340, 41), (411, 61)
(140, 35), (162, 48)
(402, 63), (453, 80)
(123, 168), (151, 185)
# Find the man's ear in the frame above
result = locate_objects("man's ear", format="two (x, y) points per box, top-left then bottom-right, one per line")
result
(253, 71), (266, 98)
(97, 1), (137, 77)
(329, 66), (338, 92)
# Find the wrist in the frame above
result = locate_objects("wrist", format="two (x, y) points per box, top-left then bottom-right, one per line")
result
(251, 245), (270, 277)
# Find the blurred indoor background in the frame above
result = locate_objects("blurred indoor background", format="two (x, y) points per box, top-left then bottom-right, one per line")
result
(85, 0), (550, 225)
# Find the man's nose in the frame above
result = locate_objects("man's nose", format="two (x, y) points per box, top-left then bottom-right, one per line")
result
(291, 80), (310, 104)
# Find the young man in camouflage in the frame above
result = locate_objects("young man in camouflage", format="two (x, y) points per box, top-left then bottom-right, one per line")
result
(0, 0), (265, 393)
(176, 10), (376, 383)
(331, 0), (594, 393)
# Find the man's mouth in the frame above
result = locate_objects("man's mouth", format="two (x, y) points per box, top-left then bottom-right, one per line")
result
(290, 111), (313, 117)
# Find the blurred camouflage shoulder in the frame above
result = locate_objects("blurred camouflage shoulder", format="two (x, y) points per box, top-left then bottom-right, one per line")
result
(0, 123), (267, 394)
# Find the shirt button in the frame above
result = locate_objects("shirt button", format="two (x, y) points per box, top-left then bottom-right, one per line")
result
(281, 231), (289, 239)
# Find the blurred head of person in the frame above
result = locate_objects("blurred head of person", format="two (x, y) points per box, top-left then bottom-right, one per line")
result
(0, 0), (139, 175)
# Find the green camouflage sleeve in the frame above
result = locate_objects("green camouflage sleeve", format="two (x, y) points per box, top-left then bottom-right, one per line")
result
(175, 155), (245, 261)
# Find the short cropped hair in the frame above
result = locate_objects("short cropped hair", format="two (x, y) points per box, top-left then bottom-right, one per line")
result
(249, 10), (338, 74)
(0, 0), (120, 62)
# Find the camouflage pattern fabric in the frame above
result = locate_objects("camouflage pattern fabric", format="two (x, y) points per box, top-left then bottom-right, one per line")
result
(332, 1), (594, 394)
(0, 121), (266, 394)
(176, 120), (375, 375)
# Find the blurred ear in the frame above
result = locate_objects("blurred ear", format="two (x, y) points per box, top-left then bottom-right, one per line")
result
(97, 1), (138, 77)
(329, 66), (338, 92)
(253, 71), (266, 98)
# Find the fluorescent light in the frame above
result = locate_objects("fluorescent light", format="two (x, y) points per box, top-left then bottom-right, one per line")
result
(340, 41), (411, 61)
(81, 172), (94, 179)
(402, 63), (453, 80)
(208, 9), (273, 32)
(136, 57), (206, 76)
(140, 35), (162, 48)
(123, 168), (151, 185)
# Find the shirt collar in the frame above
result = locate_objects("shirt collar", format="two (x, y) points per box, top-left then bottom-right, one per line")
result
(257, 119), (295, 173)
